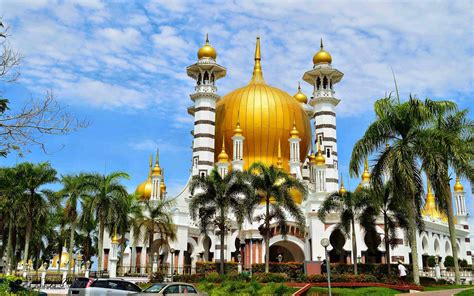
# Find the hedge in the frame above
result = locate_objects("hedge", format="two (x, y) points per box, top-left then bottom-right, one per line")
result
(252, 262), (304, 279)
(195, 262), (238, 274)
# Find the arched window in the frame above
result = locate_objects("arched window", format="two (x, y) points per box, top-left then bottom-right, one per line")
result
(203, 72), (209, 84)
(316, 77), (321, 90)
(210, 73), (215, 85)
(323, 76), (328, 89)
(197, 73), (202, 85)
(330, 81), (333, 90)
(326, 148), (331, 158)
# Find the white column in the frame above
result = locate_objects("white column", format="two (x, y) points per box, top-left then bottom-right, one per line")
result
(232, 135), (245, 171)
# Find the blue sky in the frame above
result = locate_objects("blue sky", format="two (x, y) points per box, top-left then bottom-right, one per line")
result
(1, 1), (473, 237)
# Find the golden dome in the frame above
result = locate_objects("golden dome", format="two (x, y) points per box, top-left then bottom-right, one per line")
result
(217, 137), (229, 162)
(293, 82), (308, 104)
(215, 37), (311, 171)
(160, 181), (166, 193)
(111, 233), (120, 244)
(313, 39), (332, 65)
(314, 138), (325, 166)
(136, 155), (153, 200)
(151, 150), (162, 177)
(339, 178), (347, 195)
(422, 179), (448, 222)
(52, 252), (74, 269)
(454, 176), (464, 192)
(197, 33), (217, 60)
(362, 157), (370, 182)
(290, 121), (300, 138)
(308, 152), (316, 164)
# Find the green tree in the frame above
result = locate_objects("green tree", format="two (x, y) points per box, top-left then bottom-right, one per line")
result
(357, 181), (409, 276)
(318, 189), (362, 275)
(189, 168), (253, 275)
(15, 162), (57, 269)
(83, 171), (129, 272)
(421, 109), (473, 284)
(132, 198), (177, 275)
(248, 162), (306, 274)
(58, 173), (88, 275)
(350, 95), (456, 284)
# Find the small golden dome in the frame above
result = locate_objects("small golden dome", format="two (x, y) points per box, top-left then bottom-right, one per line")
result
(197, 33), (217, 60)
(339, 178), (347, 195)
(308, 152), (316, 164)
(422, 178), (448, 222)
(111, 233), (120, 244)
(160, 181), (166, 193)
(151, 150), (162, 177)
(362, 157), (370, 182)
(52, 252), (74, 269)
(314, 139), (325, 166)
(313, 39), (332, 65)
(293, 82), (308, 104)
(233, 119), (243, 137)
(290, 121), (300, 138)
(217, 138), (229, 162)
(136, 155), (153, 200)
(454, 176), (464, 192)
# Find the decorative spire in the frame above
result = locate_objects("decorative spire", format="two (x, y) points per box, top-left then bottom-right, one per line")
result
(290, 117), (300, 138)
(148, 154), (153, 177)
(339, 175), (346, 194)
(315, 137), (325, 166)
(293, 81), (308, 104)
(361, 156), (370, 182)
(250, 37), (265, 84)
(277, 138), (283, 169)
(234, 111), (243, 136)
(151, 148), (162, 176)
(320, 38), (324, 49)
(454, 175), (464, 192)
(217, 135), (229, 163)
(197, 33), (217, 59)
(423, 174), (447, 222)
(206, 33), (209, 44)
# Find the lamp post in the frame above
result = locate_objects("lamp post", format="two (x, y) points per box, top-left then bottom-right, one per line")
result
(153, 252), (158, 274)
(321, 238), (332, 296)
(277, 254), (283, 263)
(85, 260), (91, 278)
(237, 253), (242, 274)
(170, 248), (175, 282)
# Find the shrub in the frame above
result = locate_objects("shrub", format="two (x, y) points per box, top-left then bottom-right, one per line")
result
(459, 259), (468, 268)
(252, 262), (304, 279)
(444, 256), (454, 268)
(196, 261), (238, 274)
(257, 282), (293, 295)
(252, 272), (288, 283)
(149, 271), (164, 283)
(427, 256), (436, 268)
(420, 276), (437, 286)
(205, 271), (225, 283)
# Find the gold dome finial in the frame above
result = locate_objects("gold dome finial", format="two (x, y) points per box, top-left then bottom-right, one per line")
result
(362, 156), (370, 182)
(250, 37), (265, 84)
(339, 176), (347, 194)
(218, 135), (229, 162)
(276, 138), (283, 169)
(197, 33), (217, 59)
(290, 118), (300, 138)
(423, 175), (447, 221)
(454, 176), (464, 192)
(111, 228), (120, 244)
(313, 38), (332, 65)
(234, 111), (243, 136)
(315, 137), (325, 166)
(293, 81), (308, 104)
(151, 149), (162, 176)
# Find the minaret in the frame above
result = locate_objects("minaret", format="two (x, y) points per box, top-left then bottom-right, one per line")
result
(289, 120), (302, 179)
(160, 170), (167, 199)
(453, 176), (467, 225)
(422, 177), (447, 222)
(361, 156), (370, 188)
(187, 34), (226, 177)
(151, 150), (162, 200)
(314, 137), (326, 192)
(216, 137), (230, 177)
(303, 39), (343, 193)
(339, 177), (347, 195)
(232, 116), (245, 171)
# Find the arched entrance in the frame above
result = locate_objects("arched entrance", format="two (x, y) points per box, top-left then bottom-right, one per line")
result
(364, 231), (383, 263)
(269, 240), (305, 262)
(329, 229), (347, 263)
(202, 235), (213, 262)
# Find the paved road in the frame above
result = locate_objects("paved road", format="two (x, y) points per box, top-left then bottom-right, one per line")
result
(400, 288), (473, 295)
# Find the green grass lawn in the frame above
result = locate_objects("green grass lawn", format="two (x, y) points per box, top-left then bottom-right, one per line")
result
(455, 289), (474, 295)
(306, 287), (400, 296)
(424, 285), (474, 291)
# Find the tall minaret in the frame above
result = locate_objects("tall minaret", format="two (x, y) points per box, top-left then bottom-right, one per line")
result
(289, 120), (302, 179)
(150, 150), (162, 200)
(216, 137), (230, 177)
(453, 176), (467, 225)
(187, 34), (226, 177)
(314, 137), (326, 192)
(360, 156), (371, 188)
(303, 39), (343, 193)
(232, 117), (245, 171)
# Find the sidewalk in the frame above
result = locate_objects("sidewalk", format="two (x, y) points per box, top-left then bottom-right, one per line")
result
(400, 288), (473, 296)
(39, 288), (68, 296)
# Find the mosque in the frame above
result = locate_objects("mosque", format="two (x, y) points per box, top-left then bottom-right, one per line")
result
(100, 36), (472, 275)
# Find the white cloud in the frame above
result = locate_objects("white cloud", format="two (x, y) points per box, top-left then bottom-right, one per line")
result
(129, 138), (188, 153)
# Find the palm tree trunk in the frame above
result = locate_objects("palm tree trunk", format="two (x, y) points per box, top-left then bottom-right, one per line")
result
(384, 214), (391, 276)
(67, 221), (76, 275)
(97, 219), (105, 272)
(351, 218), (358, 275)
(22, 220), (32, 270)
(58, 239), (63, 273)
(149, 231), (153, 276)
(265, 198), (270, 274)
(6, 220), (14, 274)
(220, 225), (225, 275)
(445, 189), (460, 284)
(407, 196), (420, 285)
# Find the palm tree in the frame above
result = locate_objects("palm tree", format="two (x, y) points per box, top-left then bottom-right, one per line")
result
(350, 95), (456, 285)
(248, 162), (306, 274)
(83, 171), (130, 272)
(58, 173), (87, 275)
(357, 181), (409, 276)
(132, 198), (177, 275)
(318, 189), (363, 275)
(15, 162), (57, 270)
(189, 168), (253, 275)
(421, 109), (474, 284)
(0, 167), (21, 274)
(78, 195), (98, 265)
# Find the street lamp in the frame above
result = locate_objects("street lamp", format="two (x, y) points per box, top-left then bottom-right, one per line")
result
(237, 253), (242, 274)
(320, 238), (332, 296)
(277, 254), (283, 263)
(170, 248), (175, 282)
